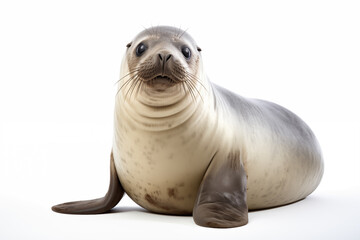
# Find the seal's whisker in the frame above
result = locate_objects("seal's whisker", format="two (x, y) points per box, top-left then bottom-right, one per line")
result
(141, 25), (152, 36)
(126, 78), (136, 100)
(179, 28), (189, 39)
(135, 79), (144, 98)
(118, 77), (133, 90)
(124, 76), (139, 101)
(181, 81), (187, 96)
(150, 24), (155, 36)
(185, 81), (196, 103)
(175, 25), (183, 38)
(117, 69), (142, 90)
(182, 82), (192, 102)
(185, 72), (207, 92)
(116, 74), (139, 97)
(189, 78), (204, 103)
(115, 68), (141, 85)
(129, 77), (141, 100)
(186, 78), (203, 103)
(117, 68), (140, 82)
(154, 25), (160, 37)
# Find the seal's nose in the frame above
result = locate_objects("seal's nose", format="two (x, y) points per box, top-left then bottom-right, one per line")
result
(158, 53), (172, 76)
(158, 53), (172, 62)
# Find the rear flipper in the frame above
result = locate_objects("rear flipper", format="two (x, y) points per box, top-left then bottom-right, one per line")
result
(52, 152), (124, 214)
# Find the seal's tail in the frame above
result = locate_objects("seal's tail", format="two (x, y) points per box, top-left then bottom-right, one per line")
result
(51, 152), (124, 214)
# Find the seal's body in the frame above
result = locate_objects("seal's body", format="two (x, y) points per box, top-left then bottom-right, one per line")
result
(52, 26), (324, 228)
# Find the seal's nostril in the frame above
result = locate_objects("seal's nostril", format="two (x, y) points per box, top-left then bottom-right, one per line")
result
(159, 53), (171, 62)
(166, 54), (172, 62)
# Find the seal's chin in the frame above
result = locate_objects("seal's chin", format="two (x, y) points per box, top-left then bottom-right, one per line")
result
(145, 76), (179, 91)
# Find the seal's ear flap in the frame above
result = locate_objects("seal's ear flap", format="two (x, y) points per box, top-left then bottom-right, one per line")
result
(197, 46), (202, 52)
(126, 42), (132, 48)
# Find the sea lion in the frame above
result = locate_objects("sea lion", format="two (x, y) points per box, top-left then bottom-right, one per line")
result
(52, 26), (324, 228)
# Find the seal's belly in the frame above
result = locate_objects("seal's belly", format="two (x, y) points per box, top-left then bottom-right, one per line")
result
(117, 157), (204, 215)
(113, 127), (217, 214)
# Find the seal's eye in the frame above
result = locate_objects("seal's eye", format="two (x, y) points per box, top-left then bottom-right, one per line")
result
(136, 43), (147, 57)
(181, 46), (191, 59)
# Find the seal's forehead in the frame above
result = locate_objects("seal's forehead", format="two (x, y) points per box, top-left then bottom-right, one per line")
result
(133, 26), (197, 46)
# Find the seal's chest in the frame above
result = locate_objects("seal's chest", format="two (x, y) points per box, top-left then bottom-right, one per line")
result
(113, 128), (216, 213)
(116, 128), (213, 179)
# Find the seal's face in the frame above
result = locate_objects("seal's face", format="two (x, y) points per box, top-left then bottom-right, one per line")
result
(124, 26), (202, 93)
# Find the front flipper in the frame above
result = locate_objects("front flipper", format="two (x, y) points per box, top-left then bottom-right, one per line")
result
(193, 151), (248, 228)
(52, 152), (124, 214)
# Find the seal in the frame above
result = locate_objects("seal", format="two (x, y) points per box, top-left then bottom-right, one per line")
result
(52, 26), (324, 228)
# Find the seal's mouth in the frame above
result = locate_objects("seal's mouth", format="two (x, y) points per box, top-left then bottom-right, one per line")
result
(152, 76), (176, 83)
(144, 75), (179, 91)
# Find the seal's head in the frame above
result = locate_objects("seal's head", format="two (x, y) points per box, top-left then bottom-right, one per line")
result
(119, 26), (203, 99)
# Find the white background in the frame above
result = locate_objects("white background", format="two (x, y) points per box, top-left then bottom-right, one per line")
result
(1, 0), (359, 239)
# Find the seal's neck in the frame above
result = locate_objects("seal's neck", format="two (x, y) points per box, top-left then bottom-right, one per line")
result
(115, 79), (211, 132)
